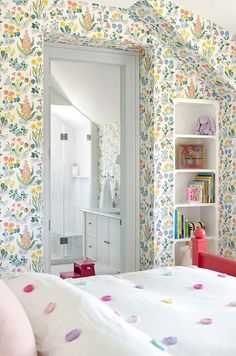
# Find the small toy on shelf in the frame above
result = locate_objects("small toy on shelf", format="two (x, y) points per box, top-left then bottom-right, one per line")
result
(196, 115), (215, 135)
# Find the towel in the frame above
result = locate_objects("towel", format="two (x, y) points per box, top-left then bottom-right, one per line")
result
(99, 178), (112, 209)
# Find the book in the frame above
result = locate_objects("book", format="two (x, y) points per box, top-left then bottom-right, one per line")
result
(197, 173), (215, 203)
(187, 173), (215, 203)
(174, 209), (178, 239)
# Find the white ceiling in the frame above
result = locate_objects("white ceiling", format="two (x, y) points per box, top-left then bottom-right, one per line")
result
(51, 61), (120, 126)
(83, 0), (236, 35)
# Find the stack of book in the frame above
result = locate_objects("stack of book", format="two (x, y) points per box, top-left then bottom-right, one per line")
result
(187, 173), (215, 204)
(174, 210), (190, 239)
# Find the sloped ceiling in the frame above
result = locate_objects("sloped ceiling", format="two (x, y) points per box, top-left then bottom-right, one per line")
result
(169, 0), (236, 35)
(51, 105), (91, 129)
(50, 0), (236, 123)
(50, 60), (120, 125)
(82, 0), (236, 35)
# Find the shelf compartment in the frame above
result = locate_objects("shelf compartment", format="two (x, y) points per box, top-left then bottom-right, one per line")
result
(174, 206), (217, 238)
(175, 171), (215, 204)
(175, 137), (216, 170)
(174, 100), (218, 136)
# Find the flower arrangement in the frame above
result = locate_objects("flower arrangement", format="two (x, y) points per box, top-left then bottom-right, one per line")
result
(31, 185), (43, 212)
(32, 0), (48, 19)
(6, 6), (30, 26)
(0, 177), (15, 194)
(3, 24), (20, 44)
(3, 156), (20, 176)
(5, 137), (30, 157)
(17, 95), (36, 122)
(66, 0), (83, 17)
(17, 31), (36, 56)
(3, 90), (20, 110)
(31, 121), (43, 147)
(1, 244), (16, 258)
(17, 161), (36, 186)
(191, 16), (205, 38)
(5, 71), (30, 92)
(1, 111), (16, 127)
(79, 8), (96, 31)
(31, 249), (43, 272)
(31, 57), (43, 83)
(200, 39), (216, 61)
(3, 222), (20, 241)
(185, 79), (197, 98)
(5, 203), (30, 222)
(17, 227), (36, 252)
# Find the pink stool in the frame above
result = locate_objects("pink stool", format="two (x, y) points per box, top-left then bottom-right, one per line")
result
(60, 260), (95, 279)
(74, 260), (95, 277)
(59, 271), (81, 280)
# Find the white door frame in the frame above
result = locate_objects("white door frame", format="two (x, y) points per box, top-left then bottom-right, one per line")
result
(43, 42), (139, 273)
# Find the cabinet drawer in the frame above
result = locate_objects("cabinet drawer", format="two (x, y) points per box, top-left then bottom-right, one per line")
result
(86, 213), (97, 236)
(86, 235), (96, 260)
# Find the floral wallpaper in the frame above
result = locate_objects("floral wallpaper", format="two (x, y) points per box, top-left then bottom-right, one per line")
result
(0, 0), (235, 276)
(97, 122), (120, 208)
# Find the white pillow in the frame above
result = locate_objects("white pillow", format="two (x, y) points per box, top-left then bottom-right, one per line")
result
(6, 273), (169, 356)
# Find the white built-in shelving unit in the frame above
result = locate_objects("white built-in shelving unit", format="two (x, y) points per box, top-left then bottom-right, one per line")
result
(173, 98), (219, 265)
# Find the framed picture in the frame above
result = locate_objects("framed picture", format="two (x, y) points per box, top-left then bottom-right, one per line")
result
(178, 144), (205, 169)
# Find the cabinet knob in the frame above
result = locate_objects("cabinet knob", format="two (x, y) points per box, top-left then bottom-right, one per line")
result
(88, 222), (92, 225)
(88, 245), (92, 248)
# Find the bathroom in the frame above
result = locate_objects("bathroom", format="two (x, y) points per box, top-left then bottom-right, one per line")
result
(48, 54), (123, 275)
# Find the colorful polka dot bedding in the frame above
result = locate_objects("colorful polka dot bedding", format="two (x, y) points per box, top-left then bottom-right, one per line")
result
(4, 272), (169, 356)
(68, 266), (236, 356)
(3, 266), (236, 355)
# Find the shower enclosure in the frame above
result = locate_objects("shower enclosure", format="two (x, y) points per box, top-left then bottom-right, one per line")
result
(50, 106), (91, 265)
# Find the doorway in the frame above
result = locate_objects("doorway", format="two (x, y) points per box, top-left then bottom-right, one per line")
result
(43, 43), (139, 274)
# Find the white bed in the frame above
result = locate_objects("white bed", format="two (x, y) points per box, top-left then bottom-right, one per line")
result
(68, 266), (236, 356)
(5, 271), (170, 356)
(4, 266), (236, 356)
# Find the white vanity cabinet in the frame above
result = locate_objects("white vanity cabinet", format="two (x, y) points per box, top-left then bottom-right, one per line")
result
(82, 209), (121, 271)
(97, 215), (109, 265)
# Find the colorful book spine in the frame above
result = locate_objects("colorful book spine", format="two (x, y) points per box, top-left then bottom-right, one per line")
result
(181, 214), (184, 239)
(178, 210), (181, 239)
(175, 209), (190, 239)
(174, 209), (178, 239)
(185, 218), (189, 238)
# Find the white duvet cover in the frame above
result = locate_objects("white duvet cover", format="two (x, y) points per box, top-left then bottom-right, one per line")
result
(69, 266), (236, 356)
(5, 272), (169, 356)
